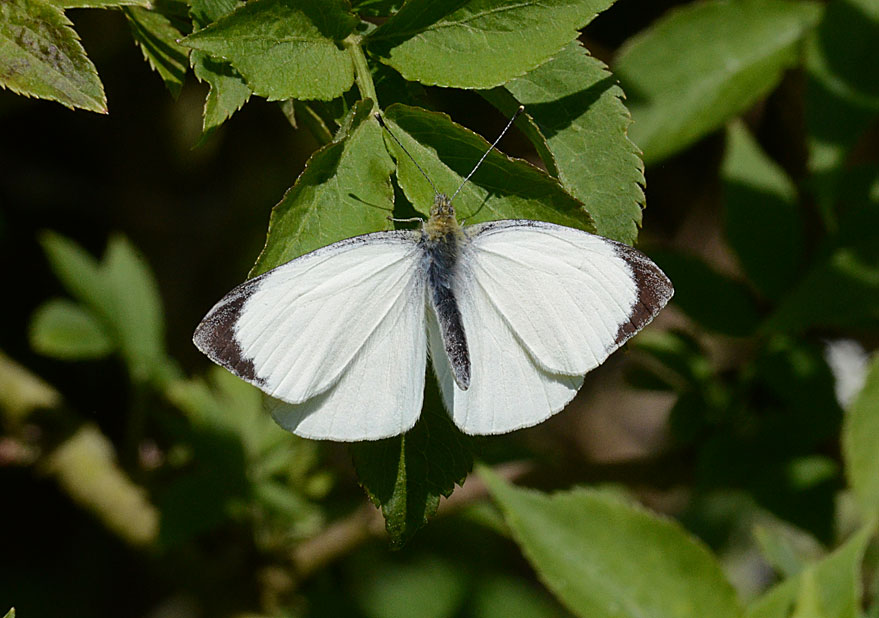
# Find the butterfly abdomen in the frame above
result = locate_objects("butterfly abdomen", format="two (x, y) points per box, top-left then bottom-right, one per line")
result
(421, 218), (471, 391)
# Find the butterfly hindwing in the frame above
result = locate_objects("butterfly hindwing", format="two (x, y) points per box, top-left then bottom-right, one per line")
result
(429, 281), (585, 435)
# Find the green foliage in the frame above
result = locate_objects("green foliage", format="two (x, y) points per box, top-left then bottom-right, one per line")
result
(0, 351), (61, 422)
(0, 0), (106, 112)
(50, 0), (149, 8)
(469, 575), (570, 618)
(367, 0), (614, 89)
(29, 298), (114, 359)
(124, 3), (190, 99)
(482, 467), (743, 618)
(182, 0), (358, 101)
(649, 250), (761, 336)
(615, 0), (822, 163)
(753, 520), (825, 579)
(251, 99), (395, 276)
(164, 366), (327, 545)
(188, 0), (250, 134)
(488, 41), (644, 245)
(806, 0), (879, 179)
(382, 104), (594, 231)
(745, 524), (875, 618)
(35, 232), (171, 385)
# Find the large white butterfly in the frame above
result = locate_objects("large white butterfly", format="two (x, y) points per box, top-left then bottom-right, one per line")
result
(193, 109), (673, 441)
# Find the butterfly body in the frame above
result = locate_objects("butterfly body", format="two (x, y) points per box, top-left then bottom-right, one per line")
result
(420, 194), (470, 390)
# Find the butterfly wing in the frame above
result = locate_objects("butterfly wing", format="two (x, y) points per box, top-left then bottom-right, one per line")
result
(193, 231), (428, 441)
(428, 294), (585, 435)
(432, 220), (673, 435)
(465, 220), (673, 375)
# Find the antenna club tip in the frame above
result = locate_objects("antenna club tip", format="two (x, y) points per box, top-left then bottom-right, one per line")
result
(517, 104), (525, 112)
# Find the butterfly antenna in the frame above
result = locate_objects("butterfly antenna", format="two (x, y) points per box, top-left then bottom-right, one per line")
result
(374, 113), (440, 196)
(450, 105), (525, 203)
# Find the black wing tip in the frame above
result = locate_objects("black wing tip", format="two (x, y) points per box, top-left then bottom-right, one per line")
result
(613, 245), (675, 347)
(192, 289), (261, 384)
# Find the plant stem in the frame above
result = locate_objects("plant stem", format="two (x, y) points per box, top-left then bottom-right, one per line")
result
(345, 35), (378, 106)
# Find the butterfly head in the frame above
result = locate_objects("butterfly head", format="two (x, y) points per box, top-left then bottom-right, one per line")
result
(424, 193), (462, 240)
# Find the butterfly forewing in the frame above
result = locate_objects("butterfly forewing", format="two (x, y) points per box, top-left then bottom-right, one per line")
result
(193, 231), (426, 414)
(461, 220), (673, 377)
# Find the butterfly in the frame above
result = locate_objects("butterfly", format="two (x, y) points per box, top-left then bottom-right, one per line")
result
(193, 107), (674, 441)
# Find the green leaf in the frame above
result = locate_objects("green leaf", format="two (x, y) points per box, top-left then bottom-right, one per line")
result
(650, 250), (762, 336)
(3, 608), (14, 618)
(0, 0), (107, 112)
(482, 469), (743, 618)
(191, 53), (251, 134)
(250, 99), (395, 276)
(368, 0), (614, 90)
(351, 552), (469, 618)
(124, 6), (190, 98)
(488, 41), (644, 245)
(765, 247), (879, 332)
(101, 235), (168, 383)
(842, 353), (879, 518)
(746, 524), (874, 618)
(29, 298), (114, 359)
(615, 0), (823, 164)
(722, 122), (803, 301)
(351, 376), (473, 548)
(156, 424), (249, 546)
(382, 103), (594, 231)
(182, 0), (358, 101)
(39, 232), (170, 385)
(189, 0), (251, 135)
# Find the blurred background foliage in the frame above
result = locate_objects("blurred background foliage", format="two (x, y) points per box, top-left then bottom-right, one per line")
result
(2, 0), (879, 617)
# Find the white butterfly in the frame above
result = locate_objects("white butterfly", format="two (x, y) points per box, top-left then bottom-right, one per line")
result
(193, 109), (673, 441)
